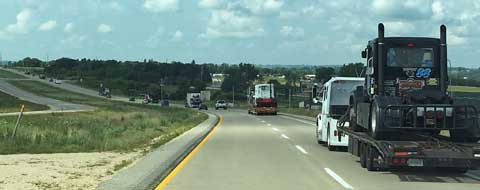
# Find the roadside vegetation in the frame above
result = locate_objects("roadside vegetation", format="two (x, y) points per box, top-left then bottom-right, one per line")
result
(0, 91), (49, 113)
(0, 69), (27, 79)
(0, 80), (207, 154)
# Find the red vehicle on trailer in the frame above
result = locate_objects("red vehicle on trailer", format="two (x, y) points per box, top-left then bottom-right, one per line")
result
(248, 84), (277, 115)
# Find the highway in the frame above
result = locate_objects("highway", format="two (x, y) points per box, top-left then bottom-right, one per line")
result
(157, 110), (480, 190)
(0, 79), (94, 112)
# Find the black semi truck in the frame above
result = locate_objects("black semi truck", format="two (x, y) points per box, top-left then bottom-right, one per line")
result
(338, 23), (480, 172)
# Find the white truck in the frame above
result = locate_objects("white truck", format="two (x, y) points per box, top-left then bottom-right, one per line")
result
(316, 77), (364, 150)
(186, 93), (202, 108)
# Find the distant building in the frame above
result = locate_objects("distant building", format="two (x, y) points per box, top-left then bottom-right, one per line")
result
(211, 73), (226, 88)
(303, 74), (316, 81)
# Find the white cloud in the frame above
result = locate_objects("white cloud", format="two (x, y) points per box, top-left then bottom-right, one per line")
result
(172, 30), (184, 41)
(109, 1), (123, 11)
(144, 0), (179, 12)
(97, 24), (112, 33)
(278, 11), (299, 19)
(371, 0), (432, 20)
(201, 9), (265, 39)
(146, 27), (165, 48)
(383, 21), (415, 36)
(6, 9), (32, 34)
(301, 5), (324, 18)
(38, 20), (57, 31)
(431, 1), (445, 21)
(242, 0), (284, 15)
(64, 23), (74, 33)
(61, 34), (87, 48)
(199, 0), (224, 9)
(280, 26), (304, 38)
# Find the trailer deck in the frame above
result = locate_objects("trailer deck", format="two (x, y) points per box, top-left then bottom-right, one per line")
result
(341, 127), (480, 171)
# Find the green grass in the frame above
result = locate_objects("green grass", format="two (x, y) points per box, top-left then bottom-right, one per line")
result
(1, 80), (208, 154)
(0, 91), (49, 113)
(0, 69), (27, 79)
(279, 108), (319, 118)
(448, 85), (480, 93)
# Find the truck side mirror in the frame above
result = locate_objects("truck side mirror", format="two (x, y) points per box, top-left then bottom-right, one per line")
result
(361, 50), (367, 58)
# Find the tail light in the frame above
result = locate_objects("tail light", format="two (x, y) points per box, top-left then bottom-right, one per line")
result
(436, 111), (444, 119)
(334, 130), (338, 136)
(425, 111), (435, 119)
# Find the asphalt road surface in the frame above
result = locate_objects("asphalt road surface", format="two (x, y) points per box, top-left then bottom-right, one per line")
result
(158, 109), (480, 190)
(0, 80), (93, 111)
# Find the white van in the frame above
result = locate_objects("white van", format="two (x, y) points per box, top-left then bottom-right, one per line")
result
(316, 77), (364, 150)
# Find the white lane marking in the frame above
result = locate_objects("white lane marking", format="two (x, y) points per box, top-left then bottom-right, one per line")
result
(281, 134), (290, 139)
(295, 145), (308, 155)
(465, 173), (480, 180)
(324, 168), (354, 189)
(267, 123), (271, 126)
(272, 127), (279, 132)
(261, 120), (266, 123)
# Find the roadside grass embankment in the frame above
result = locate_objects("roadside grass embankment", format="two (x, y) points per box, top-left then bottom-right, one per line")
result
(0, 91), (49, 113)
(0, 69), (27, 79)
(1, 80), (207, 154)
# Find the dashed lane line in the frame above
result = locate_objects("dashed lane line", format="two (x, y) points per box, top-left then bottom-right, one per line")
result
(295, 145), (308, 155)
(324, 168), (354, 189)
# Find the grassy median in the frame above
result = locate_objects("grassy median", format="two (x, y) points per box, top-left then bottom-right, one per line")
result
(0, 91), (49, 113)
(0, 69), (27, 79)
(0, 80), (207, 154)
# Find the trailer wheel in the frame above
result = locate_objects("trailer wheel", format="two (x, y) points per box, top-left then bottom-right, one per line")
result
(347, 136), (353, 153)
(360, 143), (366, 168)
(366, 145), (380, 171)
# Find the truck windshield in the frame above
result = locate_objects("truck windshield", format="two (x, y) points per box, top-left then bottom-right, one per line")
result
(387, 47), (434, 67)
(330, 81), (363, 105)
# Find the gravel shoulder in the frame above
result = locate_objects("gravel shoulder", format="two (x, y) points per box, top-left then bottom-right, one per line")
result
(0, 152), (141, 190)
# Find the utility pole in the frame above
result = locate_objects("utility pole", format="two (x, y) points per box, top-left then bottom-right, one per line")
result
(232, 85), (235, 107)
(200, 65), (203, 82)
(160, 78), (164, 100)
(289, 88), (291, 109)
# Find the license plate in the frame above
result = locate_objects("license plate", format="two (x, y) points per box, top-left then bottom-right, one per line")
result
(407, 159), (424, 167)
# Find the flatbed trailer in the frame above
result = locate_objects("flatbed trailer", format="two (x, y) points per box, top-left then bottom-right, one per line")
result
(339, 126), (480, 172)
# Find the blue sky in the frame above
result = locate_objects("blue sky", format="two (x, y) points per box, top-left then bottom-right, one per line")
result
(0, 0), (479, 67)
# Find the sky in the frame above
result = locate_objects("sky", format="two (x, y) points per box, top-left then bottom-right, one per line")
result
(0, 0), (479, 67)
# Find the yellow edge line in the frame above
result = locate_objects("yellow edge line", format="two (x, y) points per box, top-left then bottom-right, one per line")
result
(154, 115), (223, 190)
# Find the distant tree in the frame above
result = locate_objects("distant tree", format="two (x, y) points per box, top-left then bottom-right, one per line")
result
(18, 57), (43, 67)
(191, 59), (196, 64)
(339, 63), (365, 77)
(315, 67), (335, 83)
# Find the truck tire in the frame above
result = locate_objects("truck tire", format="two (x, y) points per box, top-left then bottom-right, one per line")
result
(360, 143), (367, 168)
(370, 102), (386, 140)
(316, 125), (324, 144)
(366, 145), (380, 171)
(347, 136), (353, 153)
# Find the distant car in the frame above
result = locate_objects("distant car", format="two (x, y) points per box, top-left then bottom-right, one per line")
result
(160, 100), (170, 107)
(39, 75), (46, 79)
(54, 79), (62, 84)
(215, 100), (227, 110)
(49, 78), (54, 82)
(199, 104), (208, 110)
(129, 97), (135, 102)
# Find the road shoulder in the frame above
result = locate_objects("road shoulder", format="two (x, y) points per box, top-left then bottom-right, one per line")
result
(97, 112), (219, 190)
